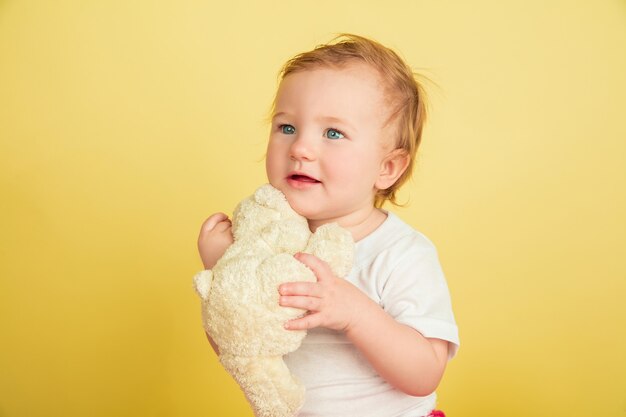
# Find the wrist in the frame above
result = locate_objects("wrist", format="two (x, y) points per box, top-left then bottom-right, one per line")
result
(344, 294), (384, 338)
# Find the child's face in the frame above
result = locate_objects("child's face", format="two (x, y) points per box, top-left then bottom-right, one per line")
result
(266, 63), (392, 226)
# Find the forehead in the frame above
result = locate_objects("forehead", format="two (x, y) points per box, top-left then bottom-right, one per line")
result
(274, 63), (388, 124)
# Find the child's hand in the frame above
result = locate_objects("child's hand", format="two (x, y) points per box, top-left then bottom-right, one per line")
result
(278, 252), (371, 333)
(197, 212), (234, 270)
(281, 254), (450, 397)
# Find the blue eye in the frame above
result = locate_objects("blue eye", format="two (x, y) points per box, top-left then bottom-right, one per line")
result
(325, 128), (344, 140)
(281, 124), (296, 135)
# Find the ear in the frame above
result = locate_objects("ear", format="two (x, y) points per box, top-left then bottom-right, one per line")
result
(375, 148), (410, 191)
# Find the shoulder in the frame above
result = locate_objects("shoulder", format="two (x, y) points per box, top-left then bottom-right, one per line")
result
(354, 213), (460, 356)
(389, 213), (438, 255)
(355, 211), (439, 269)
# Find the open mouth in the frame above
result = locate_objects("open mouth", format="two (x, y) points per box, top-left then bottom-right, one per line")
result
(288, 174), (320, 183)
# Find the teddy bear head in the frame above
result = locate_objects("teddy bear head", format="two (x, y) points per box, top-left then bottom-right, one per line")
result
(232, 184), (310, 253)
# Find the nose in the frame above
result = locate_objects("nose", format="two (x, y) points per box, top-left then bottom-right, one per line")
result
(289, 134), (316, 162)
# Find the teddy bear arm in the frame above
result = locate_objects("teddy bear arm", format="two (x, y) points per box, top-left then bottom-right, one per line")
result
(193, 269), (213, 300)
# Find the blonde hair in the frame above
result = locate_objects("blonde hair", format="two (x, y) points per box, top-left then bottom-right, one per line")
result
(276, 33), (428, 207)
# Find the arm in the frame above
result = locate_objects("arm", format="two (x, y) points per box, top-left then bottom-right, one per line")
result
(279, 253), (449, 397)
(197, 212), (234, 355)
(344, 300), (449, 397)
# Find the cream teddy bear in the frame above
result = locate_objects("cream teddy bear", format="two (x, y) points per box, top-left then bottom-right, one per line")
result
(193, 184), (354, 417)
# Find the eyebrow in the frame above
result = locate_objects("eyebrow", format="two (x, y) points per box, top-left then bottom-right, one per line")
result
(271, 111), (289, 121)
(272, 112), (356, 132)
(316, 116), (356, 132)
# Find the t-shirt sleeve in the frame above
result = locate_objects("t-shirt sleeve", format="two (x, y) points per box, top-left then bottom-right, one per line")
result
(380, 235), (460, 359)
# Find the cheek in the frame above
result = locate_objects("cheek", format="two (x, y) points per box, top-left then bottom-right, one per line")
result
(265, 141), (284, 179)
(327, 148), (380, 181)
(265, 144), (276, 178)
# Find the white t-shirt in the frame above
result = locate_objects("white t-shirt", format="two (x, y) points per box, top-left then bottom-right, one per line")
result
(284, 211), (460, 417)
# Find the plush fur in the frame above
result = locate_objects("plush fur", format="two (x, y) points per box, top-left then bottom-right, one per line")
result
(193, 184), (354, 417)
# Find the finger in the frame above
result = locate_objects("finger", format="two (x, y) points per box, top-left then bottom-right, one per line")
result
(279, 295), (320, 312)
(285, 313), (322, 331)
(200, 212), (229, 234)
(279, 281), (322, 297)
(213, 219), (232, 233)
(294, 252), (332, 282)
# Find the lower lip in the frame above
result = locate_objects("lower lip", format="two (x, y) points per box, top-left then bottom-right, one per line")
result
(286, 177), (321, 189)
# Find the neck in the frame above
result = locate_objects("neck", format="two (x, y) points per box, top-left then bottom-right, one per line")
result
(307, 207), (387, 242)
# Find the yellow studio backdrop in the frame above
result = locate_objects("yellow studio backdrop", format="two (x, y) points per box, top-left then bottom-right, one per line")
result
(1, 1), (624, 416)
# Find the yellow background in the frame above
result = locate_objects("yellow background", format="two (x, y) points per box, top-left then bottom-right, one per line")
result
(1, 1), (625, 416)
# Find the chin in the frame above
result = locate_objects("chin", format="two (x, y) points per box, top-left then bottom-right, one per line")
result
(284, 198), (310, 217)
(269, 181), (321, 219)
(282, 196), (316, 220)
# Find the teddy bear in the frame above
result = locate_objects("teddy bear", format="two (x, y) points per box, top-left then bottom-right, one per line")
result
(193, 184), (354, 417)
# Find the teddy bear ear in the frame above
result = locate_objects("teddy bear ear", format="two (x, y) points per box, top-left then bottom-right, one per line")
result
(305, 223), (355, 278)
(253, 184), (295, 215)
